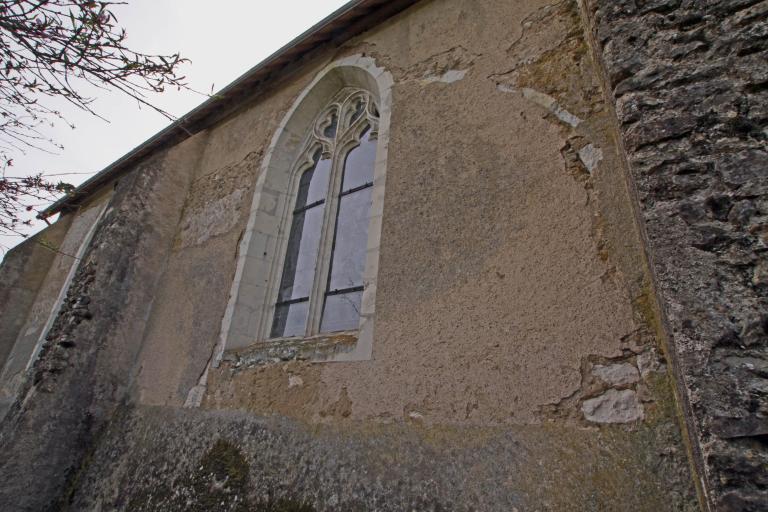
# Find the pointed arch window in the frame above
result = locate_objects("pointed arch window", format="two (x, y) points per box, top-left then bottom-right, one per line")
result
(270, 89), (379, 339)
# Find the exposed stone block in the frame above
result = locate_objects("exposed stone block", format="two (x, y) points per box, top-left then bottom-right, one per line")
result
(592, 363), (640, 386)
(582, 389), (644, 423)
(586, 0), (768, 506)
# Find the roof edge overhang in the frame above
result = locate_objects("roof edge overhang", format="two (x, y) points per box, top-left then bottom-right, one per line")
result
(40, 0), (419, 218)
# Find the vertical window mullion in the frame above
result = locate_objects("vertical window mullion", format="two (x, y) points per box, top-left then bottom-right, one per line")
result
(306, 149), (345, 336)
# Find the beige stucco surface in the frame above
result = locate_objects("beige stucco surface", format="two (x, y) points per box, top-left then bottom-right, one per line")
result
(127, 0), (671, 434)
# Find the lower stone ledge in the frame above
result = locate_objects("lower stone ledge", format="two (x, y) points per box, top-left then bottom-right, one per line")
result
(67, 405), (701, 512)
(221, 332), (358, 369)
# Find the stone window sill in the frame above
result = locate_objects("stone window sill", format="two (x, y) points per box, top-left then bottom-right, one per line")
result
(220, 331), (359, 369)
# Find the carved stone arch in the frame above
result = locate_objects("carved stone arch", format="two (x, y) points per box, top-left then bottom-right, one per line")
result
(214, 55), (393, 369)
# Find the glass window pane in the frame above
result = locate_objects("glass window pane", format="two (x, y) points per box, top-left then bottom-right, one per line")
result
(277, 205), (324, 302)
(327, 186), (372, 291)
(347, 97), (365, 126)
(320, 291), (362, 333)
(323, 112), (338, 138)
(341, 128), (376, 192)
(303, 153), (331, 206)
(271, 301), (309, 338)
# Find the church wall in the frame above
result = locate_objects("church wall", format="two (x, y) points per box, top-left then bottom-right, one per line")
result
(131, 75), (310, 406)
(65, 0), (699, 510)
(0, 193), (111, 421)
(133, 0), (677, 427)
(0, 0), (712, 510)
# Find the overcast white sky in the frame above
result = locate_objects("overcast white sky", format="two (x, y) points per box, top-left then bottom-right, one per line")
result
(1, 0), (349, 255)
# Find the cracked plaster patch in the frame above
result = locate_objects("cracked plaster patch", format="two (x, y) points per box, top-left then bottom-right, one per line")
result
(408, 411), (424, 420)
(495, 83), (517, 94)
(179, 189), (244, 247)
(497, 85), (582, 127)
(582, 389), (644, 424)
(522, 88), (582, 127)
(421, 69), (468, 84)
(184, 384), (206, 408)
(402, 45), (478, 86)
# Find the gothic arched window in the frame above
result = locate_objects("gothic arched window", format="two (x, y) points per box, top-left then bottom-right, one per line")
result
(270, 89), (379, 339)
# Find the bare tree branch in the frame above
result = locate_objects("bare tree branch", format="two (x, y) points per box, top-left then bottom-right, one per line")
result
(0, 0), (191, 236)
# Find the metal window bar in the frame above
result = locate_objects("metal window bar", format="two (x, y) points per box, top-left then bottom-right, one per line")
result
(274, 295), (310, 307)
(292, 198), (325, 215)
(339, 181), (373, 197)
(326, 285), (364, 297)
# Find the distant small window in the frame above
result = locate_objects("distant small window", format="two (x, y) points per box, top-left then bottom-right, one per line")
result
(270, 89), (379, 339)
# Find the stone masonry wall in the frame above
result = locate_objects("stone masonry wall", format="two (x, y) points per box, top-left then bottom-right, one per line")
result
(0, 137), (199, 511)
(583, 0), (768, 510)
(0, 218), (71, 373)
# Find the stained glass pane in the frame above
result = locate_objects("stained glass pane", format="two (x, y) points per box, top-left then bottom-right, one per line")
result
(271, 301), (309, 338)
(326, 186), (372, 291)
(341, 128), (376, 192)
(320, 291), (362, 333)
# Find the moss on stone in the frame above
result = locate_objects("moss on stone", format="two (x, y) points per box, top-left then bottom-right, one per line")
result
(124, 438), (319, 512)
(187, 439), (250, 512)
(126, 438), (250, 511)
(199, 439), (249, 488)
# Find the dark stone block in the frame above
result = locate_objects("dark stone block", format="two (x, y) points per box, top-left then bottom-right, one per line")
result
(711, 415), (768, 438)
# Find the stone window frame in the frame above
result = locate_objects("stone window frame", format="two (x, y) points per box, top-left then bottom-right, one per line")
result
(270, 87), (380, 339)
(215, 55), (393, 364)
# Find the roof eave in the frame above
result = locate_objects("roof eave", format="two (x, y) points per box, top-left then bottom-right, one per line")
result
(41, 0), (418, 218)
